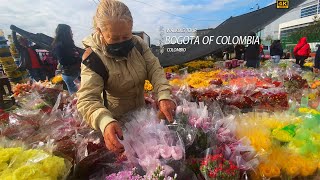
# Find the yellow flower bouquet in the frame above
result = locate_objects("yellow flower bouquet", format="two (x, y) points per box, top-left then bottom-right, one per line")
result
(51, 74), (63, 84)
(236, 112), (320, 178)
(0, 147), (71, 180)
(144, 80), (153, 92)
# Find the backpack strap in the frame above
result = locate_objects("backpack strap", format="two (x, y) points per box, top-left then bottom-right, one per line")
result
(82, 47), (109, 107)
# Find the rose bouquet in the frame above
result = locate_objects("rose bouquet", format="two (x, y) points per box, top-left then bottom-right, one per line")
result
(200, 154), (240, 180)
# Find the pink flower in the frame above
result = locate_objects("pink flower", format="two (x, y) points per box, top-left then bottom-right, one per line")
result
(159, 145), (172, 159)
(189, 117), (197, 126)
(171, 146), (184, 160)
(195, 117), (203, 128)
(148, 146), (160, 159)
(163, 165), (174, 176)
(182, 107), (190, 114)
(176, 106), (183, 114)
(139, 157), (161, 172)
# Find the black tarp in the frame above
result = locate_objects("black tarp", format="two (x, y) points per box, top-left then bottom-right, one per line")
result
(10, 25), (84, 54)
(156, 0), (305, 67)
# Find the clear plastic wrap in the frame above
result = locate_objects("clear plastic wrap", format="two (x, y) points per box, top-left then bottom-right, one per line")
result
(200, 148), (241, 180)
(176, 100), (216, 130)
(214, 113), (260, 172)
(120, 108), (185, 177)
(71, 130), (118, 179)
(0, 137), (72, 180)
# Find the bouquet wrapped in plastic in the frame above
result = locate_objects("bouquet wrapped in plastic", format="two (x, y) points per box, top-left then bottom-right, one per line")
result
(121, 109), (185, 176)
(0, 137), (71, 180)
(176, 100), (214, 132)
(1, 93), (88, 165)
(200, 153), (240, 180)
(215, 113), (259, 172)
(235, 111), (320, 178)
(105, 166), (177, 180)
(0, 109), (41, 140)
(175, 100), (220, 158)
(284, 72), (308, 94)
(251, 88), (289, 111)
(13, 81), (63, 107)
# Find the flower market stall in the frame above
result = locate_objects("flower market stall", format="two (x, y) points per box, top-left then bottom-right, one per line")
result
(0, 58), (320, 180)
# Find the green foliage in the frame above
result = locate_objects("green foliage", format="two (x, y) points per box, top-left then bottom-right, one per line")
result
(282, 17), (320, 48)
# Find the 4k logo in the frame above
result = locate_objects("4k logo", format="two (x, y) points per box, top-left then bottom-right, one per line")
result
(277, 0), (289, 9)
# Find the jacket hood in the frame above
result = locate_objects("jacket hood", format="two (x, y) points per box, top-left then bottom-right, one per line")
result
(298, 37), (307, 45)
(82, 32), (104, 51)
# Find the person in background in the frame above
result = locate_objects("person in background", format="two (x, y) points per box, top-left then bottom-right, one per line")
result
(223, 49), (230, 60)
(270, 40), (283, 64)
(77, 0), (176, 154)
(244, 32), (260, 68)
(294, 37), (311, 67)
(283, 51), (291, 59)
(52, 24), (81, 95)
(12, 31), (46, 81)
(234, 44), (245, 60)
(314, 44), (320, 73)
(259, 43), (264, 58)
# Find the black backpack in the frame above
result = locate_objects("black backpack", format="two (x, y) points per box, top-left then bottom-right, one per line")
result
(82, 42), (144, 107)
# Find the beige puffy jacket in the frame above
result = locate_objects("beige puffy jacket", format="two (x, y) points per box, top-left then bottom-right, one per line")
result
(77, 33), (172, 133)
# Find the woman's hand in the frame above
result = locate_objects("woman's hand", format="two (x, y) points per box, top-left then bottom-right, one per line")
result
(159, 99), (176, 123)
(103, 122), (124, 154)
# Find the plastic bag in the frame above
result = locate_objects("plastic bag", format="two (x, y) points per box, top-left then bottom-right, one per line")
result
(121, 108), (185, 176)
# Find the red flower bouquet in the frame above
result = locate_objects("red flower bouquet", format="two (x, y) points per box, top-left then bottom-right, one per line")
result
(200, 154), (240, 180)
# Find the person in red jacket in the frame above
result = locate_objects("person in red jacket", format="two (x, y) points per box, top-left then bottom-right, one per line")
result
(294, 37), (311, 67)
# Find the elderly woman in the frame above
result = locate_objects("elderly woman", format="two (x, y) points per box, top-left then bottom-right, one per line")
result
(77, 0), (176, 154)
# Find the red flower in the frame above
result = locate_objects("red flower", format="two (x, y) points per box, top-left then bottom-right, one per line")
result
(201, 160), (208, 166)
(209, 171), (215, 178)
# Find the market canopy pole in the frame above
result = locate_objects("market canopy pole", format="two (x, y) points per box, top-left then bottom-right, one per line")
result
(9, 25), (85, 54)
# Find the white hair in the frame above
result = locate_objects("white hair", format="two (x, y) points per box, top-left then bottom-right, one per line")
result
(93, 0), (133, 30)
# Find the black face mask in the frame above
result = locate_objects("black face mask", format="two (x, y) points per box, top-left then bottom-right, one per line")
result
(106, 39), (134, 57)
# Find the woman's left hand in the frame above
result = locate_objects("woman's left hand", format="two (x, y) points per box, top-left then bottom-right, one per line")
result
(159, 99), (176, 123)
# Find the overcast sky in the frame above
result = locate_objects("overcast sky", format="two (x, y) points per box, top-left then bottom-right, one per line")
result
(0, 0), (276, 47)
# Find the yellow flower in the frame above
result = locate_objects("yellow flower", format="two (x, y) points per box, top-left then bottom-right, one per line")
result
(164, 65), (180, 73)
(12, 164), (47, 179)
(0, 163), (8, 172)
(258, 163), (280, 178)
(184, 60), (214, 71)
(262, 118), (285, 129)
(308, 93), (317, 100)
(0, 148), (68, 180)
(144, 80), (153, 91)
(0, 147), (23, 164)
(304, 62), (314, 67)
(236, 126), (271, 152)
(298, 107), (320, 115)
(300, 159), (318, 177)
(51, 75), (63, 84)
(284, 164), (300, 176)
(169, 78), (185, 87)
